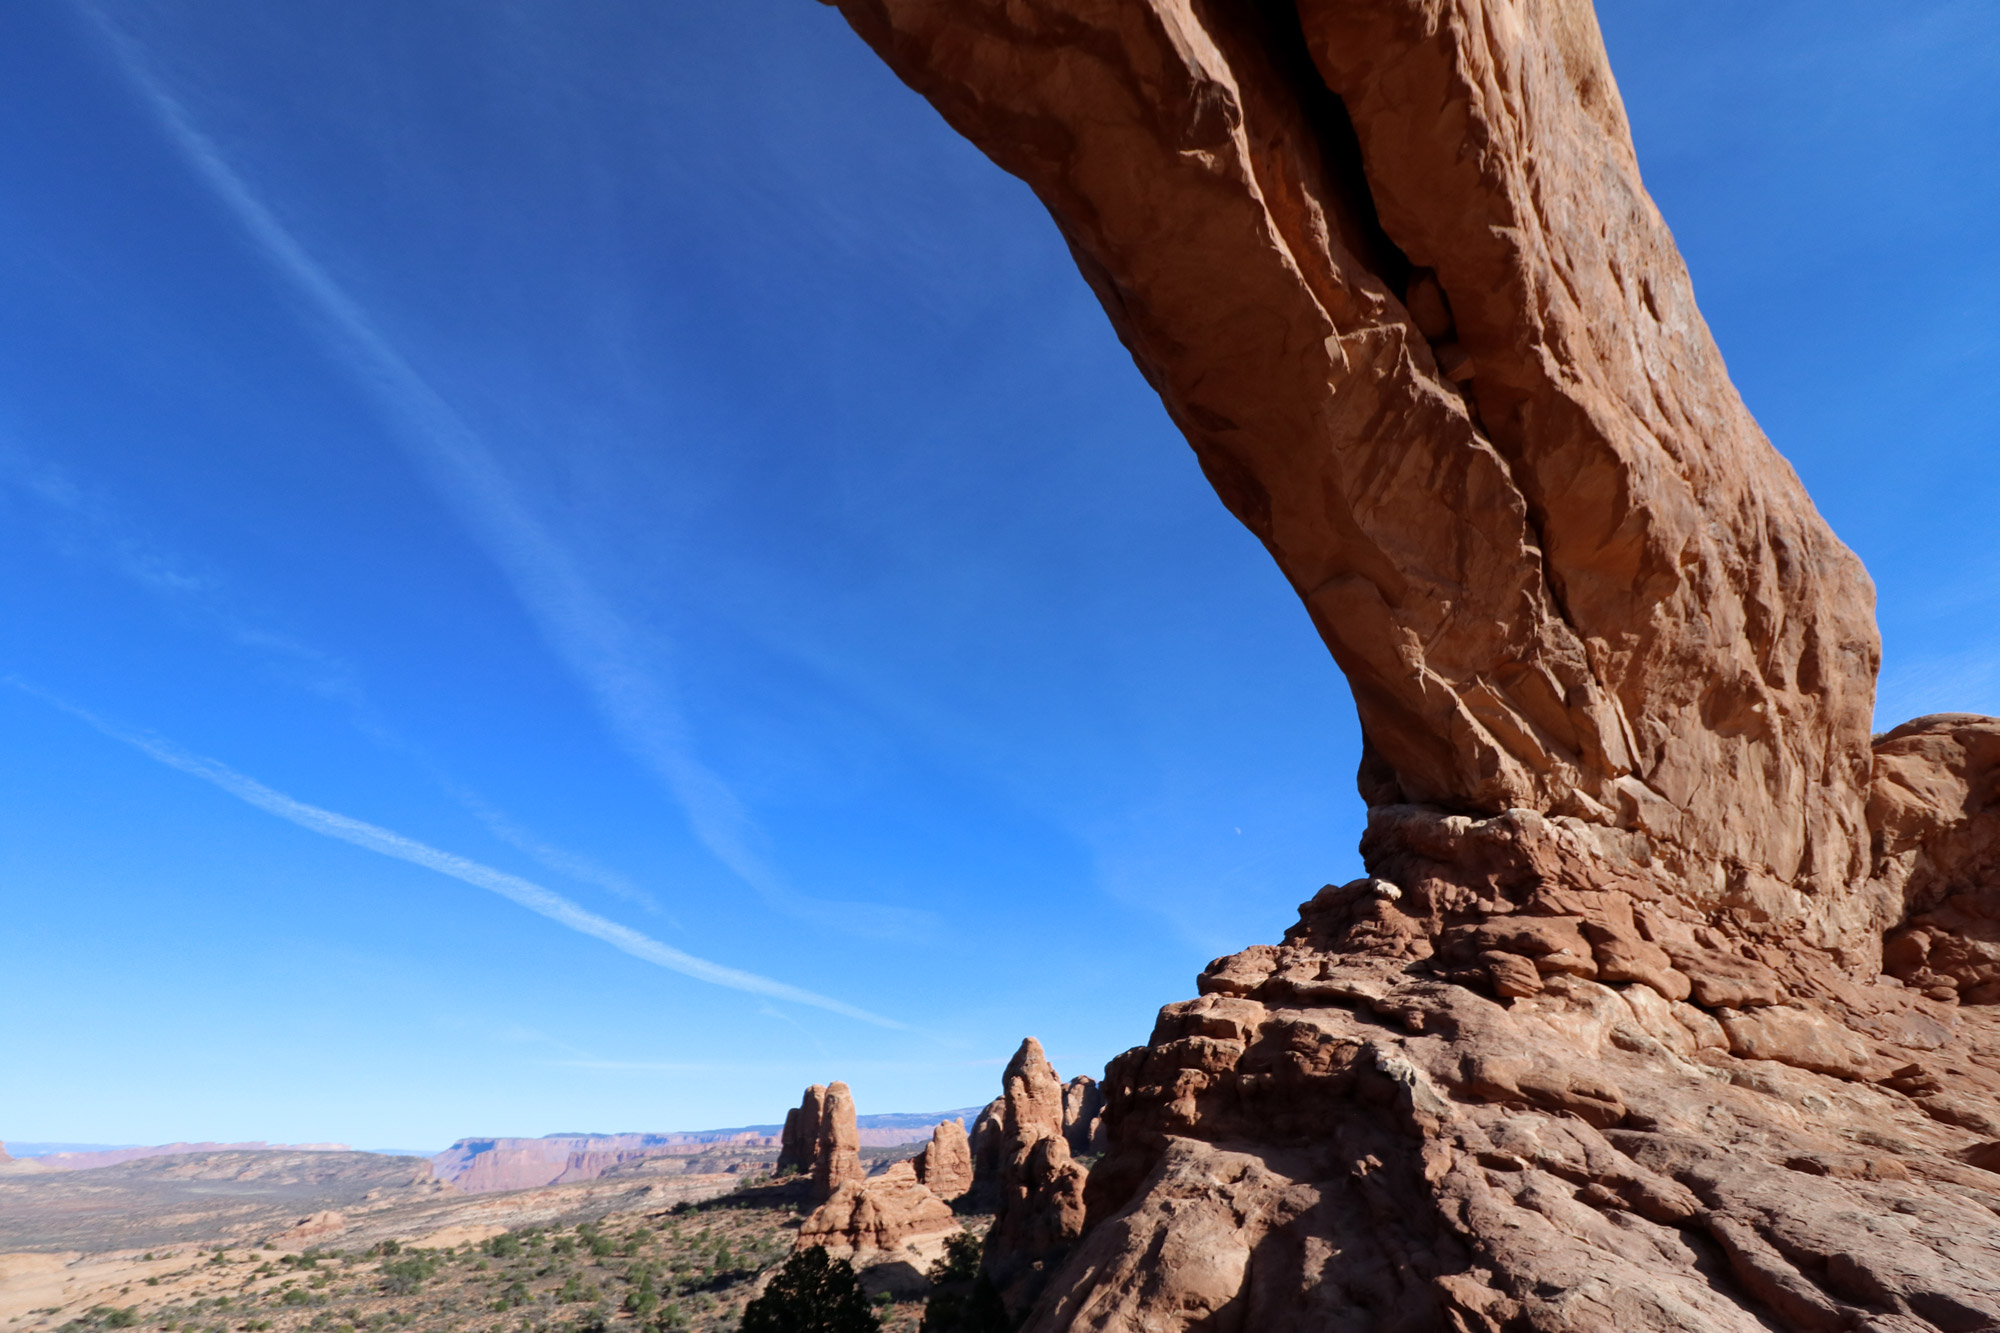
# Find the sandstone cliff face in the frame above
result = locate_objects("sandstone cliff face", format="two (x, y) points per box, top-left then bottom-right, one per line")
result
(825, 0), (2000, 1328)
(431, 1131), (774, 1195)
(968, 1096), (1005, 1197)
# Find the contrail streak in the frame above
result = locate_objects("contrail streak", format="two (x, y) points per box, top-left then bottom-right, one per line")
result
(14, 682), (901, 1029)
(82, 7), (928, 940)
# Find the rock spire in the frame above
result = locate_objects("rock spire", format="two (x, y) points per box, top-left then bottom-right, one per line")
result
(912, 1118), (973, 1202)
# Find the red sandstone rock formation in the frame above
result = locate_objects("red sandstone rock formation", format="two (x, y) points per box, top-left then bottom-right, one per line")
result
(967, 1096), (1005, 1195)
(797, 1158), (961, 1259)
(1874, 715), (2000, 1006)
(812, 1081), (867, 1204)
(431, 1131), (774, 1195)
(778, 1084), (828, 1177)
(914, 1118), (974, 1202)
(797, 1107), (964, 1281)
(825, 0), (2000, 1328)
(984, 1040), (1089, 1308)
(1061, 1076), (1105, 1157)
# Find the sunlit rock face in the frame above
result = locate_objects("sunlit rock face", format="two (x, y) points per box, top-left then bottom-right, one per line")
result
(827, 0), (2000, 1327)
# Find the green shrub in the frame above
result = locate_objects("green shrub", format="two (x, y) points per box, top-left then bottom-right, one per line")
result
(740, 1246), (878, 1333)
(920, 1235), (1007, 1333)
(378, 1254), (437, 1295)
(486, 1233), (523, 1259)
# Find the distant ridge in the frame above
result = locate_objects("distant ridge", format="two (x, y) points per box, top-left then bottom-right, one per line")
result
(0, 1141), (352, 1175)
(3, 1107), (989, 1190)
(431, 1108), (988, 1194)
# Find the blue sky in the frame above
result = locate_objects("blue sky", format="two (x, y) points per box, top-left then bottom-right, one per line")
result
(1, 1), (1994, 1152)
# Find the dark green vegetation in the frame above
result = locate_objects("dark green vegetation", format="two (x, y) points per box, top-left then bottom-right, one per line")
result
(739, 1248), (878, 1333)
(914, 1238), (1006, 1333)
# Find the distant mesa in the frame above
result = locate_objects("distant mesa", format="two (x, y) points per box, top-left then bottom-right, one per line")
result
(418, 1106), (985, 1195)
(2, 1115), (977, 1196)
(0, 1141), (353, 1175)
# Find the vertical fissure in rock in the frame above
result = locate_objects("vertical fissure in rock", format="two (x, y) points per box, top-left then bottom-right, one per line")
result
(1238, 0), (1412, 299)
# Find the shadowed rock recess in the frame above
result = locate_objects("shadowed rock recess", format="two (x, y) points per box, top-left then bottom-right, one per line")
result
(826, 0), (2000, 1328)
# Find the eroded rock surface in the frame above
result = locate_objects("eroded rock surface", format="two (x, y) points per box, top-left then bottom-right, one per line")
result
(1049, 890), (2000, 1332)
(823, 0), (2000, 1327)
(830, 0), (1885, 963)
(915, 1117), (974, 1202)
(777, 1084), (827, 1178)
(796, 1112), (962, 1293)
(1875, 716), (2000, 1005)
(811, 1082), (866, 1204)
(1063, 1076), (1107, 1157)
(986, 1040), (1090, 1310)
(797, 1158), (960, 1260)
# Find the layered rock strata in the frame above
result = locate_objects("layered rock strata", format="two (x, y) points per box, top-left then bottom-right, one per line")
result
(1056, 884), (2000, 1331)
(823, 0), (2000, 1328)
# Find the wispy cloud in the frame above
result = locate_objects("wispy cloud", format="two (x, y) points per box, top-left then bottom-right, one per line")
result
(3, 439), (692, 932)
(0, 441), (401, 751)
(82, 9), (928, 942)
(448, 784), (669, 920)
(12, 680), (902, 1029)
